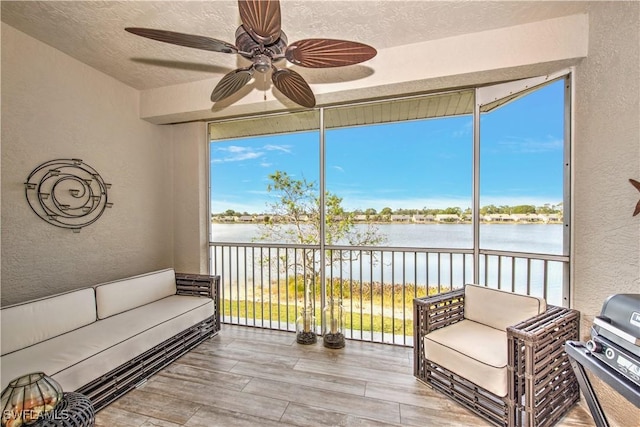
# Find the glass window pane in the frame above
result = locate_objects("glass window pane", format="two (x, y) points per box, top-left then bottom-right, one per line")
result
(209, 112), (320, 244)
(325, 98), (473, 249)
(479, 79), (565, 255)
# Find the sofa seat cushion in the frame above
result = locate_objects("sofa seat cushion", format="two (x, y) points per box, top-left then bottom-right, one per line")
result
(1, 295), (213, 391)
(424, 319), (508, 397)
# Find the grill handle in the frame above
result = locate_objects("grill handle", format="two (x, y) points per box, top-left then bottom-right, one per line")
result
(593, 316), (640, 345)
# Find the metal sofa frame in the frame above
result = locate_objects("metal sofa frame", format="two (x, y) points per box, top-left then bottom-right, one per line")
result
(414, 287), (580, 427)
(76, 273), (220, 411)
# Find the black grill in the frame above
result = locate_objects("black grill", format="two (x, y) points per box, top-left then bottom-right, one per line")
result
(586, 294), (640, 386)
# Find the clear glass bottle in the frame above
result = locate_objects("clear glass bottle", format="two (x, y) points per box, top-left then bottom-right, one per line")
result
(322, 297), (345, 348)
(296, 307), (317, 344)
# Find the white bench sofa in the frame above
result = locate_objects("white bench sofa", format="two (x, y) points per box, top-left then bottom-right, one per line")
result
(1, 268), (220, 411)
(414, 284), (580, 427)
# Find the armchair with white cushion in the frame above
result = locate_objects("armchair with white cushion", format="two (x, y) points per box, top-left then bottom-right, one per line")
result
(414, 284), (580, 427)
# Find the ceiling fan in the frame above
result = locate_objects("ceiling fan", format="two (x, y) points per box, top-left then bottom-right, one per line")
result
(125, 0), (377, 108)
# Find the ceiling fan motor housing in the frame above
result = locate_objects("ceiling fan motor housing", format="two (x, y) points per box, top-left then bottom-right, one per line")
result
(235, 26), (287, 71)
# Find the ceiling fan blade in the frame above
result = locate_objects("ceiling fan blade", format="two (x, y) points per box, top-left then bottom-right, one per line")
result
(125, 28), (238, 54)
(237, 0), (281, 45)
(271, 68), (316, 108)
(285, 39), (377, 68)
(211, 67), (254, 102)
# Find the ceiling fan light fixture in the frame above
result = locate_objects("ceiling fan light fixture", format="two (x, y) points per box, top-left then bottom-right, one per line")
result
(253, 54), (272, 73)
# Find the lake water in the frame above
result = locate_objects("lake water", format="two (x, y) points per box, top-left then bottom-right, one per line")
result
(211, 222), (564, 254)
(211, 223), (566, 305)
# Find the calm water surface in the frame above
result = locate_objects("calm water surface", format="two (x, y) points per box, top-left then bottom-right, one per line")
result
(212, 223), (563, 255)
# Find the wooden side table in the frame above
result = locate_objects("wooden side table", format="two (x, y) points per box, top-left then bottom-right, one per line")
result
(33, 392), (95, 427)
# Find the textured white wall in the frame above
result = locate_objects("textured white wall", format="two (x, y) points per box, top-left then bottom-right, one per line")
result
(1, 24), (175, 305)
(573, 2), (640, 331)
(171, 122), (209, 275)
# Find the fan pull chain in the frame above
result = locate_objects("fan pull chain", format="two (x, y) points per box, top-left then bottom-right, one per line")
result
(264, 73), (267, 101)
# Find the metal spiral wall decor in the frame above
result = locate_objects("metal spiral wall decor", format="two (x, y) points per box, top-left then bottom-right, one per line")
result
(24, 159), (113, 232)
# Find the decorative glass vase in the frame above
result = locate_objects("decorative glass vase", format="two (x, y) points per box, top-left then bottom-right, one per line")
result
(1, 372), (63, 426)
(322, 298), (345, 349)
(296, 307), (317, 344)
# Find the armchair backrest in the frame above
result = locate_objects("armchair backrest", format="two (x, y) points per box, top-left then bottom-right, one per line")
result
(464, 284), (547, 331)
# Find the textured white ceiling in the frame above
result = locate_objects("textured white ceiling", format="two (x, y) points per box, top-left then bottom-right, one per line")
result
(1, 1), (590, 91)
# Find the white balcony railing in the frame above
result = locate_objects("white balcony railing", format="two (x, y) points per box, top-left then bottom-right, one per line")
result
(210, 243), (569, 346)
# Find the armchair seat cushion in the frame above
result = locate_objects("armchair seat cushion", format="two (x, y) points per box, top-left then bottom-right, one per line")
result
(424, 319), (508, 397)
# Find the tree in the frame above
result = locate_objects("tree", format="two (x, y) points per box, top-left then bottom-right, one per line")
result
(480, 205), (498, 215)
(255, 171), (385, 302)
(443, 207), (462, 216)
(380, 207), (393, 221)
(511, 204), (536, 214)
(364, 208), (377, 216)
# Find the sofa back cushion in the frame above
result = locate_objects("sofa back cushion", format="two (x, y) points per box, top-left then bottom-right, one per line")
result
(95, 268), (176, 319)
(464, 284), (546, 331)
(1, 288), (96, 355)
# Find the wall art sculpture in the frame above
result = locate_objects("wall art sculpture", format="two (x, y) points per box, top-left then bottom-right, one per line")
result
(630, 178), (640, 217)
(24, 159), (113, 232)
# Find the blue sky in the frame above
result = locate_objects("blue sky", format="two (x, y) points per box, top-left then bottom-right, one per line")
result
(211, 80), (564, 214)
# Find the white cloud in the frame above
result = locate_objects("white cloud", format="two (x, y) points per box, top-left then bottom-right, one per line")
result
(211, 144), (292, 163)
(496, 136), (563, 153)
(264, 144), (292, 153)
(225, 146), (248, 153)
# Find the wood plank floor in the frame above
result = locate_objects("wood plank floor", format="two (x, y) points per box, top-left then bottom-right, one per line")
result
(96, 325), (596, 426)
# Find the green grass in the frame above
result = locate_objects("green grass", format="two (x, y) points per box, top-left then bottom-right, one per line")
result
(222, 277), (452, 336)
(266, 276), (438, 306)
(222, 299), (413, 335)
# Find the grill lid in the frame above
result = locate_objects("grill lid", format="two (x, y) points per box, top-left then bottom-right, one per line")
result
(592, 294), (640, 354)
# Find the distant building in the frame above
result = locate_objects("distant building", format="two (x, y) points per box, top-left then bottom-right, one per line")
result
(485, 214), (513, 222)
(390, 214), (411, 222)
(413, 214), (435, 223)
(435, 214), (460, 223)
(541, 214), (563, 223)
